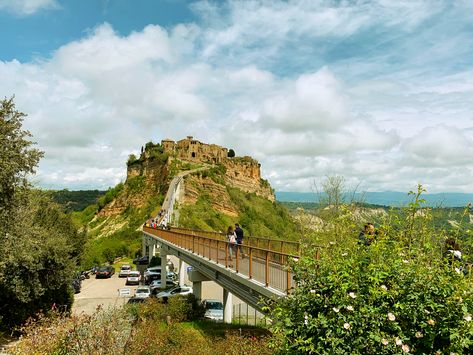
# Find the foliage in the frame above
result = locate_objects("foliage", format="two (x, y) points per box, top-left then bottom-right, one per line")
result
(48, 189), (104, 213)
(0, 97), (43, 214)
(0, 191), (81, 329)
(268, 185), (473, 354)
(126, 153), (138, 166)
(97, 183), (124, 211)
(0, 98), (81, 330)
(13, 300), (272, 354)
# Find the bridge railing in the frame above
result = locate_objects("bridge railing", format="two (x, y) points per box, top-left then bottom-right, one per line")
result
(144, 226), (300, 294)
(169, 227), (301, 256)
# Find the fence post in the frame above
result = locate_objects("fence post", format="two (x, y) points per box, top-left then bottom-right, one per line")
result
(249, 247), (253, 279)
(265, 251), (270, 287)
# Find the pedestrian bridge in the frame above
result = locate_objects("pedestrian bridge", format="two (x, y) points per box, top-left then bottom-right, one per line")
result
(142, 226), (300, 314)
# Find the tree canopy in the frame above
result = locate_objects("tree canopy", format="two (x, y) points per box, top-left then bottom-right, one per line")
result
(0, 97), (82, 329)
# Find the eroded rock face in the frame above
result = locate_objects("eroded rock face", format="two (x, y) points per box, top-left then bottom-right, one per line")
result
(222, 157), (274, 202)
(183, 175), (239, 217)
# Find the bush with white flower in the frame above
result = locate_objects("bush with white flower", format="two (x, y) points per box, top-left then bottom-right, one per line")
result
(268, 186), (472, 354)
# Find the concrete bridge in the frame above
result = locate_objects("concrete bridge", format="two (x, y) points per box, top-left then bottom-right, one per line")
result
(142, 170), (300, 323)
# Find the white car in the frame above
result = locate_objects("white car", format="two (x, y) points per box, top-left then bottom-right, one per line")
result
(134, 286), (151, 299)
(119, 265), (132, 278)
(202, 299), (224, 322)
(149, 279), (177, 293)
(126, 271), (141, 285)
(156, 285), (193, 301)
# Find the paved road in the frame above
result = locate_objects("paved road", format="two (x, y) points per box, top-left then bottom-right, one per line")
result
(72, 273), (139, 315)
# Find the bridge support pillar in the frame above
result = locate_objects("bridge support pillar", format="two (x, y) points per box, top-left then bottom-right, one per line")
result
(223, 289), (233, 324)
(142, 235), (146, 256)
(193, 281), (202, 301)
(160, 249), (168, 290)
(179, 260), (186, 286)
(148, 241), (155, 259)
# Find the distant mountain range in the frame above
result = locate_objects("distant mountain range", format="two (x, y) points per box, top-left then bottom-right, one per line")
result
(276, 191), (473, 208)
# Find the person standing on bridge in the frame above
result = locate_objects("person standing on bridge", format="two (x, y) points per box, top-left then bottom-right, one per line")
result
(235, 223), (246, 258)
(226, 226), (236, 261)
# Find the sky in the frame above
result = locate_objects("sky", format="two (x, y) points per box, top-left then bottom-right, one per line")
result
(1, 0), (473, 193)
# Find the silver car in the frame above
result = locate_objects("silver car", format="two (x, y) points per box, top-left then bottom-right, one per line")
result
(134, 286), (151, 299)
(202, 299), (224, 322)
(119, 265), (132, 278)
(126, 271), (141, 285)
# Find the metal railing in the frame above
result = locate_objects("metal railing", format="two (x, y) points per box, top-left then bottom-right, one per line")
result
(143, 226), (300, 294)
(170, 227), (301, 256)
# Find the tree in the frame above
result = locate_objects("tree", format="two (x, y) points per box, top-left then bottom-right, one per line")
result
(227, 149), (235, 158)
(0, 98), (81, 329)
(0, 97), (43, 217)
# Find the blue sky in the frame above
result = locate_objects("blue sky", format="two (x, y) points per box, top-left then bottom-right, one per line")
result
(1, 0), (473, 193)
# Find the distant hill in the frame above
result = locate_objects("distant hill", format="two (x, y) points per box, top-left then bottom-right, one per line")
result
(276, 191), (473, 207)
(48, 189), (105, 212)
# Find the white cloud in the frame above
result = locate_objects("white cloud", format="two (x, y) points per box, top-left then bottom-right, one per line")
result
(0, 0), (58, 15)
(2, 1), (473, 193)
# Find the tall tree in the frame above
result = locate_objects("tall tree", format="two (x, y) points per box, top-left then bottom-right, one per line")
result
(0, 98), (80, 329)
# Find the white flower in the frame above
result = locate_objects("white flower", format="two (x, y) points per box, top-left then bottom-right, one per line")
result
(329, 241), (336, 245)
(341, 252), (348, 256)
(395, 338), (402, 346)
(381, 285), (388, 291)
(424, 309), (431, 314)
(402, 344), (410, 353)
(415, 331), (423, 338)
(347, 305), (354, 311)
(464, 314), (472, 322)
(402, 259), (409, 264)
(381, 338), (389, 346)
(348, 292), (356, 299)
(387, 312), (396, 321)
(304, 313), (308, 325)
(455, 267), (461, 274)
(427, 319), (435, 326)
(333, 307), (340, 313)
(310, 289), (316, 294)
(343, 323), (351, 330)
(293, 257), (299, 262)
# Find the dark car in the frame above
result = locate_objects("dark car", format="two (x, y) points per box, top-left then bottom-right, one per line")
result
(95, 266), (115, 278)
(133, 256), (149, 265)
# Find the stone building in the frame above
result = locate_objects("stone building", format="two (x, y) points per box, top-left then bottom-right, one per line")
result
(161, 136), (228, 164)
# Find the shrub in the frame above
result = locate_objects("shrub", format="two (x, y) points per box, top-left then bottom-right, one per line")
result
(268, 186), (473, 354)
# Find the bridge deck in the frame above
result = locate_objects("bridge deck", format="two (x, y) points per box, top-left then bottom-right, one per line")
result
(143, 226), (299, 294)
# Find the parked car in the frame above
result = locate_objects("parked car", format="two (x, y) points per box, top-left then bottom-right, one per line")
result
(133, 256), (149, 265)
(155, 285), (193, 302)
(149, 279), (177, 294)
(144, 267), (177, 284)
(119, 265), (132, 277)
(134, 286), (151, 299)
(126, 271), (142, 285)
(95, 266), (115, 278)
(202, 299), (224, 322)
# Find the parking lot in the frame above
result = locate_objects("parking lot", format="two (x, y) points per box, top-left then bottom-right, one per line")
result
(72, 261), (245, 316)
(72, 273), (139, 315)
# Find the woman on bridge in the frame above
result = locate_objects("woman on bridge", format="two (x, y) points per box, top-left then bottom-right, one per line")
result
(226, 226), (236, 261)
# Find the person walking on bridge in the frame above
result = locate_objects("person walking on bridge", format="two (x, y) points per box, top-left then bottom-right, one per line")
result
(235, 223), (246, 258)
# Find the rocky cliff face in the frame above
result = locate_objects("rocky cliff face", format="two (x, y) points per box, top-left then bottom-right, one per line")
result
(102, 137), (274, 218)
